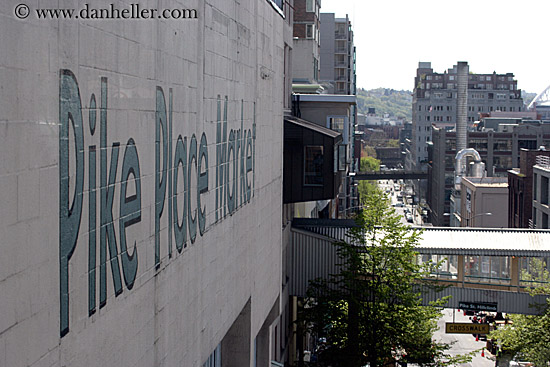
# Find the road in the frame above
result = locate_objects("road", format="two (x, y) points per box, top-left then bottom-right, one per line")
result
(377, 179), (422, 226)
(378, 181), (494, 366)
(434, 308), (495, 367)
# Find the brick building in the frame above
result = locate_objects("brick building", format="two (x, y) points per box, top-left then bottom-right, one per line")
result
(508, 149), (550, 228)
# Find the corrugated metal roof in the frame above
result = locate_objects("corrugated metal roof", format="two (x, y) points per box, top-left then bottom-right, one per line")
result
(292, 219), (550, 257)
(289, 225), (548, 314)
(417, 227), (550, 257)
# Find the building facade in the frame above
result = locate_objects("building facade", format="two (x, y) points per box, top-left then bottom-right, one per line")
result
(460, 177), (508, 228)
(533, 156), (550, 229)
(0, 1), (294, 366)
(428, 122), (550, 226)
(319, 13), (356, 95)
(508, 149), (550, 228)
(410, 62), (524, 170)
(292, 0), (321, 83)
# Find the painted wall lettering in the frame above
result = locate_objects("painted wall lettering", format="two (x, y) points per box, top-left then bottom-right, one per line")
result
(58, 70), (257, 337)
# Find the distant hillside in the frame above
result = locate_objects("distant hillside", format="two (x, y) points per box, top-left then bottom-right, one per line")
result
(357, 88), (412, 121)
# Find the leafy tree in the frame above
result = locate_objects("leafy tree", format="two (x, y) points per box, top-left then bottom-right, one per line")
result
(489, 258), (550, 366)
(361, 156), (381, 171)
(363, 145), (377, 158)
(300, 188), (471, 366)
(357, 156), (380, 205)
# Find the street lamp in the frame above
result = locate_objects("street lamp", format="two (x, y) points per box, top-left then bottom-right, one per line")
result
(443, 212), (492, 227)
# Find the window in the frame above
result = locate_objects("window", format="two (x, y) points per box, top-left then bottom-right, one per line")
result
(493, 139), (511, 151)
(306, 0), (314, 12)
(493, 156), (512, 170)
(542, 176), (549, 205)
(445, 138), (457, 151)
(469, 138), (487, 151)
(329, 117), (345, 132)
(535, 173), (538, 201)
(203, 344), (221, 367)
(304, 146), (324, 186)
(338, 144), (346, 171)
(449, 75), (455, 81)
(267, 0), (284, 13)
(306, 24), (314, 39)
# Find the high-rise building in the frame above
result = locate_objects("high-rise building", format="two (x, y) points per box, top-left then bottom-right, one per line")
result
(292, 0), (321, 83)
(409, 62), (524, 171)
(319, 13), (356, 95)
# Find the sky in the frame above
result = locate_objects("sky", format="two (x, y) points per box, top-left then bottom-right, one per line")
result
(320, 0), (550, 94)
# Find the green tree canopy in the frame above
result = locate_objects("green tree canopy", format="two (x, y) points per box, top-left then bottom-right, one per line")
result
(300, 188), (471, 366)
(489, 258), (550, 366)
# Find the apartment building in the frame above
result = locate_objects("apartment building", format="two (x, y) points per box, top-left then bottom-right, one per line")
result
(410, 62), (524, 170)
(292, 0), (321, 83)
(319, 13), (356, 95)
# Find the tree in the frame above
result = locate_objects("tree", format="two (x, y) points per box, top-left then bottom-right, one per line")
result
(300, 188), (471, 366)
(357, 156), (381, 205)
(489, 258), (550, 366)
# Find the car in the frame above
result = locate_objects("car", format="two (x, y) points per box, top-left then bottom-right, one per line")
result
(406, 213), (413, 223)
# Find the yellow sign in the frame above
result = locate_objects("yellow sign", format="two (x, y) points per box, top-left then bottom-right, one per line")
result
(445, 323), (489, 334)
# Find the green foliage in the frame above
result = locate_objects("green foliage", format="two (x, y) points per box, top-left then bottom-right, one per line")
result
(360, 156), (380, 171)
(490, 305), (550, 366)
(300, 188), (469, 366)
(490, 258), (550, 366)
(386, 139), (399, 148)
(357, 156), (380, 205)
(363, 145), (376, 158)
(357, 88), (412, 120)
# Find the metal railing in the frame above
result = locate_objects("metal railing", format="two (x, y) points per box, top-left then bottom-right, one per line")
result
(536, 155), (550, 168)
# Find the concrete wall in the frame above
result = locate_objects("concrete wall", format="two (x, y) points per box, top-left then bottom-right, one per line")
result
(319, 13), (335, 82)
(292, 39), (317, 82)
(0, 1), (287, 366)
(461, 179), (509, 228)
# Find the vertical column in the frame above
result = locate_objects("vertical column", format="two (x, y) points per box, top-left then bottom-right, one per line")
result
(511, 256), (519, 291)
(458, 255), (465, 287)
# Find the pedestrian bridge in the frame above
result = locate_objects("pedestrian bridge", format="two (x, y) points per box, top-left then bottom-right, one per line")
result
(289, 219), (550, 315)
(354, 170), (428, 180)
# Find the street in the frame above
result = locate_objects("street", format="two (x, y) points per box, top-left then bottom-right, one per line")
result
(433, 308), (495, 367)
(377, 180), (494, 366)
(377, 179), (423, 226)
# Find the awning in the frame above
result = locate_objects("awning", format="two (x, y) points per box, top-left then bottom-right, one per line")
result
(284, 116), (343, 143)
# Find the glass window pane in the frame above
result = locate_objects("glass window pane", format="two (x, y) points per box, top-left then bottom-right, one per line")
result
(304, 146), (324, 186)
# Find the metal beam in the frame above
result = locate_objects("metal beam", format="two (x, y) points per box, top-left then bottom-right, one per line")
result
(354, 170), (428, 180)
